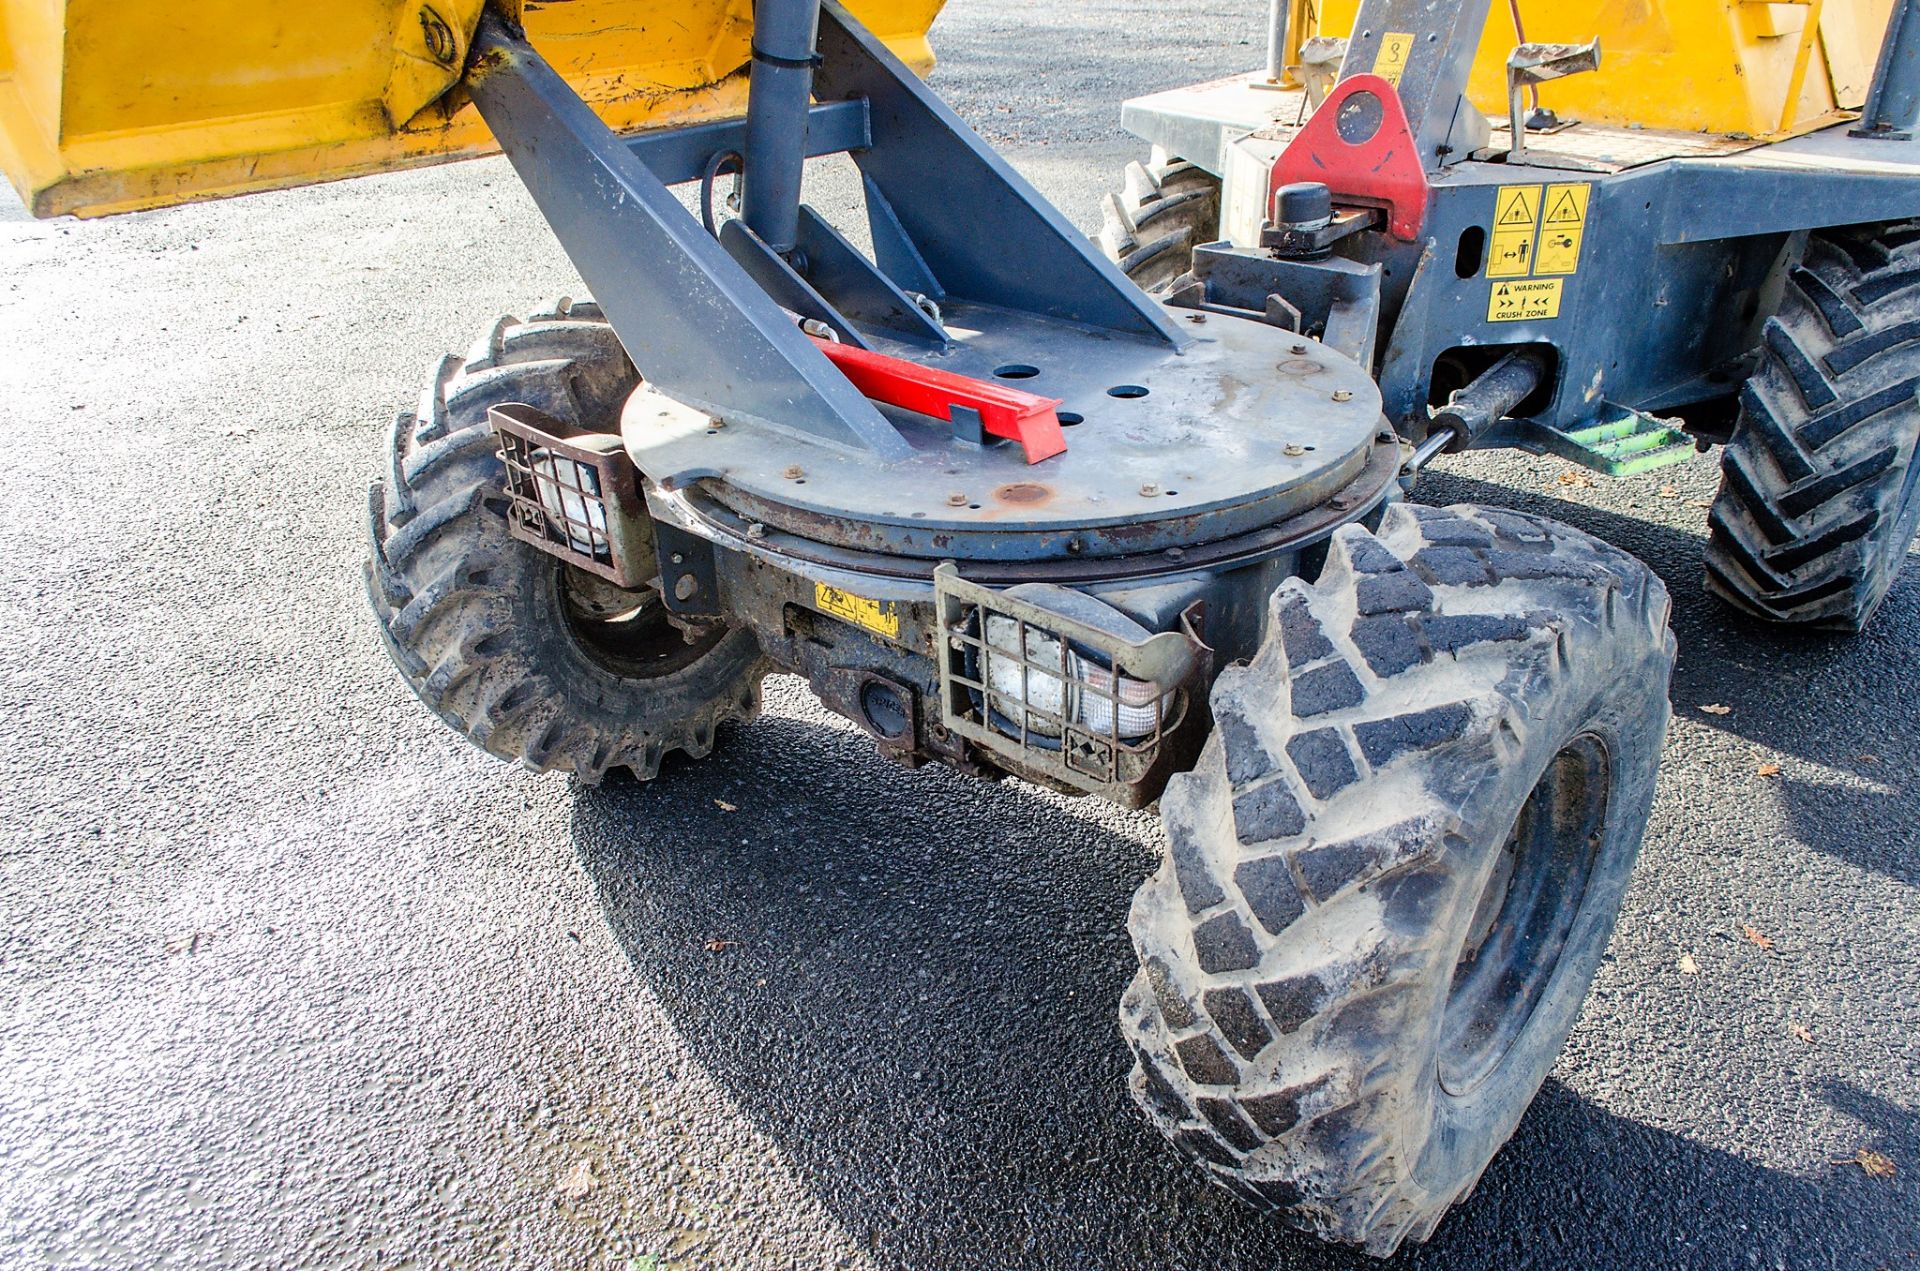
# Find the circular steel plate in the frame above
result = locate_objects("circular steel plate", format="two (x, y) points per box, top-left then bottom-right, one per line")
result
(622, 302), (1383, 562)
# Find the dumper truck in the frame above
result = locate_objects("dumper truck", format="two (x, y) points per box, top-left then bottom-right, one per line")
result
(5, 0), (1914, 1251)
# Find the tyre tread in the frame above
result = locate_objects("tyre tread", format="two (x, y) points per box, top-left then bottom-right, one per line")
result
(1126, 503), (1674, 1254)
(1706, 223), (1920, 631)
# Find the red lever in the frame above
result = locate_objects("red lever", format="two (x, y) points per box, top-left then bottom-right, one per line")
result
(809, 336), (1067, 464)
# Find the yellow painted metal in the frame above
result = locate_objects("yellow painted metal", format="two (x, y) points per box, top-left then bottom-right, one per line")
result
(0, 0), (943, 218)
(1311, 0), (1893, 136)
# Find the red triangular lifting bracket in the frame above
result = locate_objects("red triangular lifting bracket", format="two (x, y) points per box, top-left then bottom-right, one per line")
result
(1269, 73), (1431, 242)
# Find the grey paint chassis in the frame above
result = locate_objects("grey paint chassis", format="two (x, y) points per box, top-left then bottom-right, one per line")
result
(454, 0), (1919, 802)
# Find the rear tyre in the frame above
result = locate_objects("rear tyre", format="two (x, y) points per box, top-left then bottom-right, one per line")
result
(1126, 503), (1674, 1255)
(365, 300), (769, 781)
(1705, 223), (1920, 631)
(1098, 148), (1223, 294)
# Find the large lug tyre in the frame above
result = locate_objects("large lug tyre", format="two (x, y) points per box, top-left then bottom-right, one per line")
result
(1705, 222), (1920, 631)
(1098, 148), (1223, 294)
(365, 300), (770, 781)
(1125, 503), (1674, 1256)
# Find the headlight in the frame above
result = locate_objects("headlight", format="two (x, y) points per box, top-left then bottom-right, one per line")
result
(984, 614), (1071, 736)
(528, 448), (608, 558)
(983, 614), (1170, 742)
(1073, 653), (1171, 740)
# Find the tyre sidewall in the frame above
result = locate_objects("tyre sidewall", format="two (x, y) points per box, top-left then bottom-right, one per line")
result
(501, 531), (765, 733)
(1410, 649), (1668, 1197)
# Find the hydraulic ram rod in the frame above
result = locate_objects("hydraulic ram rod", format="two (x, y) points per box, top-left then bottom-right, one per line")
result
(1404, 348), (1549, 472)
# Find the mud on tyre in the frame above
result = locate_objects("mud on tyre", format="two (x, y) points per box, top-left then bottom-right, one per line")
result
(1125, 502), (1674, 1255)
(365, 300), (770, 781)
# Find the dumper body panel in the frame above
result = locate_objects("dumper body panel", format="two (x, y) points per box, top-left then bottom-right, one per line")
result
(0, 0), (941, 216)
(1311, 0), (1894, 136)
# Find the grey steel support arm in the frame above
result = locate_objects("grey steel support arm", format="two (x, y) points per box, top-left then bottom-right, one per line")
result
(812, 1), (1187, 345)
(463, 0), (1191, 462)
(464, 12), (911, 460)
(1855, 0), (1920, 138)
(741, 0), (824, 251)
(1337, 0), (1495, 167)
(1264, 0), (1290, 85)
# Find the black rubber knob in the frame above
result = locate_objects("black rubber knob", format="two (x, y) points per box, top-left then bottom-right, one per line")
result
(1274, 181), (1333, 226)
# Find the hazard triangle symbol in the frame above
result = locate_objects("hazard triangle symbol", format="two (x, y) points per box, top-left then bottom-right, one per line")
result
(1545, 190), (1582, 223)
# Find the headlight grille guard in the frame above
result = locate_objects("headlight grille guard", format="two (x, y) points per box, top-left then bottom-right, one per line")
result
(932, 563), (1212, 808)
(488, 402), (651, 588)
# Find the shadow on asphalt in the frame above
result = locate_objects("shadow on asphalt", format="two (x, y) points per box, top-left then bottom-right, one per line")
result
(570, 707), (1914, 1270)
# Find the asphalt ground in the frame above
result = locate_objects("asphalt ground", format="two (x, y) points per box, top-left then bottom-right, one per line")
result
(1, 2), (1916, 1267)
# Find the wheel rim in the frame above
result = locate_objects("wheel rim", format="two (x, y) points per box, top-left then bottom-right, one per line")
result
(552, 561), (730, 679)
(1437, 732), (1612, 1097)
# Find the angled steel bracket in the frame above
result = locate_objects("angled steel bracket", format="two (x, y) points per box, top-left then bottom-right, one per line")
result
(812, 1), (1188, 347)
(464, 0), (1190, 465)
(465, 12), (912, 460)
(1270, 74), (1431, 240)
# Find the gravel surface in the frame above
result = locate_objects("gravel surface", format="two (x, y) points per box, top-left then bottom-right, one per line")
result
(2, 2), (1916, 1268)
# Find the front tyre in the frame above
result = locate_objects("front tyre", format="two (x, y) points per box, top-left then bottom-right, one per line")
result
(365, 301), (769, 781)
(1126, 503), (1674, 1255)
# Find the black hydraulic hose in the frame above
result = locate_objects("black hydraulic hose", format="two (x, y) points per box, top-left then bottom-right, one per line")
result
(699, 149), (744, 238)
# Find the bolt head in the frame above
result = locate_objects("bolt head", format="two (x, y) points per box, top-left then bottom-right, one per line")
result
(1140, 483), (1161, 497)
(1333, 389), (1353, 402)
(947, 492), (968, 506)
(1283, 443), (1306, 457)
(783, 464), (805, 480)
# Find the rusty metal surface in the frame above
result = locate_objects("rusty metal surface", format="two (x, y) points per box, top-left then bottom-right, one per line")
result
(643, 435), (1400, 588)
(623, 298), (1384, 562)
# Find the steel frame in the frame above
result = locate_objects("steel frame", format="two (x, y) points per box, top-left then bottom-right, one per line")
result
(464, 1), (1185, 469)
(1124, 0), (1920, 457)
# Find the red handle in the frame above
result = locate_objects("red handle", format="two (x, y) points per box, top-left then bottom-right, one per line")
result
(810, 336), (1067, 464)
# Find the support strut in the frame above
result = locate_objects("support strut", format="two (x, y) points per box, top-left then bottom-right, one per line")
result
(1855, 0), (1920, 138)
(742, 0), (824, 252)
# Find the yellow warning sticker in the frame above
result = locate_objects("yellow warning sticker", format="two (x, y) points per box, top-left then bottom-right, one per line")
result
(1488, 277), (1564, 322)
(1533, 182), (1591, 275)
(1486, 184), (1542, 279)
(1373, 32), (1415, 86)
(815, 582), (901, 639)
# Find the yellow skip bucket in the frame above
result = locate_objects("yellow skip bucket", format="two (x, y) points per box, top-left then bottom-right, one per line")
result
(0, 0), (943, 218)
